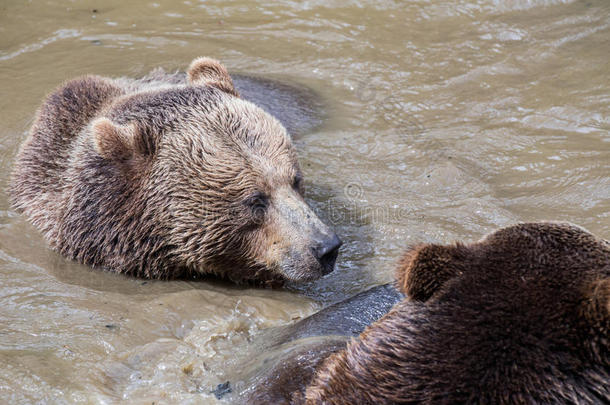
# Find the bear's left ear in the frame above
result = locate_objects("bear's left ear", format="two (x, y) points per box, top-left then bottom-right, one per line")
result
(92, 117), (155, 161)
(187, 57), (239, 97)
(396, 243), (466, 302)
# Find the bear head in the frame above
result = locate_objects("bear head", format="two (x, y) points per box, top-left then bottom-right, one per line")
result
(90, 57), (341, 284)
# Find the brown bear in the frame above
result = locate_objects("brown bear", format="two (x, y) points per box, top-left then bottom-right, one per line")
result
(303, 222), (609, 404)
(9, 57), (341, 284)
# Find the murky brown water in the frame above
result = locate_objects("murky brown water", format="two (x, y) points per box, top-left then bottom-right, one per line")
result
(1, 0), (609, 403)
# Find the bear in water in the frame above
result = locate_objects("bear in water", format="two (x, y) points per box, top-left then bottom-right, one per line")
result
(304, 222), (609, 404)
(10, 57), (341, 285)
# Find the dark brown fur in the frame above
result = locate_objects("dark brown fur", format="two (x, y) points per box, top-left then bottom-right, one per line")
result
(235, 284), (403, 404)
(10, 57), (338, 284)
(305, 222), (610, 404)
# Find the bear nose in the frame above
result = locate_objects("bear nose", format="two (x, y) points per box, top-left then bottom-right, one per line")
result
(312, 233), (342, 275)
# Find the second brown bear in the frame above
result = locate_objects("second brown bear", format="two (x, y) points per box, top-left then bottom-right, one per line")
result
(304, 222), (609, 404)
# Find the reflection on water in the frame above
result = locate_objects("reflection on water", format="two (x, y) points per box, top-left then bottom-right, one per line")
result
(1, 0), (608, 402)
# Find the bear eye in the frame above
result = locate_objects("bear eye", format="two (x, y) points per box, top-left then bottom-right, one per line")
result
(292, 174), (303, 190)
(244, 192), (269, 221)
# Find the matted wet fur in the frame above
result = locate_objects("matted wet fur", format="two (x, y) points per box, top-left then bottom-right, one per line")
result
(10, 57), (340, 285)
(304, 222), (610, 404)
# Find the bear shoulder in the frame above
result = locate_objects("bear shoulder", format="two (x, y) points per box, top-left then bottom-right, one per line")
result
(35, 75), (124, 138)
(10, 75), (124, 229)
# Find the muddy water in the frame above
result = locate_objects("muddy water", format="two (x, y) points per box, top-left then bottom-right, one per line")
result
(1, 0), (608, 402)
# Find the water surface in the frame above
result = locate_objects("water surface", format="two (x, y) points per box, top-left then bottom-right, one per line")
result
(1, 0), (608, 403)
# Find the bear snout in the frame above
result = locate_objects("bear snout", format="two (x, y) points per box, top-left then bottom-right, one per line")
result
(268, 188), (342, 282)
(312, 233), (342, 275)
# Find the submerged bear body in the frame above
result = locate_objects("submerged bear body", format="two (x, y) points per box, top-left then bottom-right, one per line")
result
(10, 58), (340, 284)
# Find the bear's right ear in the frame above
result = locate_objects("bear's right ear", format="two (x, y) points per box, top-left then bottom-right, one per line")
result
(92, 117), (150, 161)
(187, 57), (239, 97)
(396, 243), (465, 302)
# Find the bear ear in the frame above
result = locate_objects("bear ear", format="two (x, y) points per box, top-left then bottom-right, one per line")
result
(92, 117), (151, 161)
(187, 57), (239, 97)
(396, 243), (465, 302)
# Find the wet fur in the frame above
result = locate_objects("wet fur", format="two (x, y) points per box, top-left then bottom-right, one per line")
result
(304, 223), (610, 404)
(10, 58), (323, 284)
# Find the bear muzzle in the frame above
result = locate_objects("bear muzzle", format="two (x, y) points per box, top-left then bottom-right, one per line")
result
(268, 188), (342, 282)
